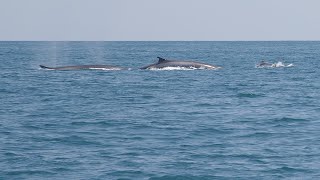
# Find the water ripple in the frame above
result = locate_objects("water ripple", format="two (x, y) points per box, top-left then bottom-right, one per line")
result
(1, 41), (320, 179)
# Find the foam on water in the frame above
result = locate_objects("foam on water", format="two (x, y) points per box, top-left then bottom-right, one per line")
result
(148, 66), (220, 71)
(148, 66), (198, 70)
(272, 62), (294, 67)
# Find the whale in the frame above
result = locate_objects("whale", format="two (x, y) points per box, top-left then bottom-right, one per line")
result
(39, 65), (126, 70)
(256, 61), (273, 68)
(140, 57), (221, 70)
(256, 61), (294, 68)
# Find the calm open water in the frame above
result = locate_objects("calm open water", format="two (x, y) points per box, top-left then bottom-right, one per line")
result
(1, 41), (320, 179)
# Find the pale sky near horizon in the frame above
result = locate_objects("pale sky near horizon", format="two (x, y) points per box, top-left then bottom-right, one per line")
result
(1, 0), (320, 41)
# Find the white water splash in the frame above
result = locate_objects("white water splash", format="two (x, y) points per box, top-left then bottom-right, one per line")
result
(148, 66), (221, 71)
(273, 62), (294, 67)
(148, 67), (198, 71)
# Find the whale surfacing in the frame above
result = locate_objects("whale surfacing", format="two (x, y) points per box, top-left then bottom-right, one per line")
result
(39, 65), (126, 71)
(255, 61), (294, 68)
(140, 57), (221, 70)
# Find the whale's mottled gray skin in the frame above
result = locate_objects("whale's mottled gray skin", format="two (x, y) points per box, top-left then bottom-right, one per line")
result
(140, 57), (221, 70)
(39, 65), (126, 70)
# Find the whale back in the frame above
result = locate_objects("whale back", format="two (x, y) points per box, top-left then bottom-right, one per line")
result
(39, 65), (125, 70)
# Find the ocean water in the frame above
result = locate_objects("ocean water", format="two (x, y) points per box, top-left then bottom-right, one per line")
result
(1, 41), (319, 179)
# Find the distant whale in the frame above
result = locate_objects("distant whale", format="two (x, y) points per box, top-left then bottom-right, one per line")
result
(256, 61), (294, 68)
(140, 57), (221, 70)
(39, 65), (126, 70)
(256, 61), (274, 68)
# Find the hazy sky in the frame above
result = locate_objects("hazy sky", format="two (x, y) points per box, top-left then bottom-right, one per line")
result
(1, 0), (320, 40)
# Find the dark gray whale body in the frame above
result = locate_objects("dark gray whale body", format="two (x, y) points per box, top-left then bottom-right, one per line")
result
(140, 57), (221, 70)
(39, 65), (126, 70)
(256, 61), (273, 68)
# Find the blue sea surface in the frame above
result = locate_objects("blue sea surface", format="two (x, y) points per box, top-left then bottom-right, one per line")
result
(1, 41), (320, 179)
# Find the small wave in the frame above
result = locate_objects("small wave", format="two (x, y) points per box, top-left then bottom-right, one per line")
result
(51, 167), (72, 172)
(237, 92), (262, 98)
(5, 170), (55, 176)
(274, 117), (309, 123)
(239, 132), (274, 138)
(265, 166), (311, 174)
(108, 170), (144, 177)
(52, 135), (102, 146)
(3, 152), (20, 157)
(70, 120), (117, 127)
(194, 102), (213, 107)
(21, 124), (43, 130)
(150, 175), (218, 180)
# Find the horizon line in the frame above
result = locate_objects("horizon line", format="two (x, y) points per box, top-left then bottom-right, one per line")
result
(1, 40), (320, 42)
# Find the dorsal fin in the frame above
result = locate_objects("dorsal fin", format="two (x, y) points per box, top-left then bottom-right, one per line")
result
(157, 57), (167, 63)
(39, 65), (52, 69)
